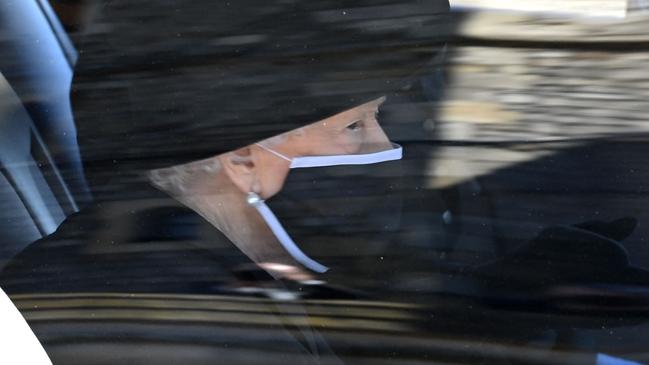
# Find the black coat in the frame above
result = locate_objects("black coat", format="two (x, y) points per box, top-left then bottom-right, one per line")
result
(0, 185), (253, 295)
(0, 185), (351, 364)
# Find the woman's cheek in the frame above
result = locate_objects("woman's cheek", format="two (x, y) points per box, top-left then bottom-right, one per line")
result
(261, 159), (291, 198)
(339, 130), (364, 154)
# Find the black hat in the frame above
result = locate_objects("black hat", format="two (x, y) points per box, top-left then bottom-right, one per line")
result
(70, 0), (451, 196)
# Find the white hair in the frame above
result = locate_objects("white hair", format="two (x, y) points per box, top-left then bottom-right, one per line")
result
(149, 155), (222, 195)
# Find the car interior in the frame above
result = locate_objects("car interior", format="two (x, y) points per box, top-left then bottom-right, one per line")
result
(0, 0), (90, 269)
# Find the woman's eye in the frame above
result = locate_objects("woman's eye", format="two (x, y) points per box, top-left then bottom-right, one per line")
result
(346, 121), (362, 131)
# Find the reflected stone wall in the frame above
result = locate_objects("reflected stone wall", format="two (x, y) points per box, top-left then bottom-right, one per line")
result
(439, 11), (649, 142)
(427, 10), (649, 188)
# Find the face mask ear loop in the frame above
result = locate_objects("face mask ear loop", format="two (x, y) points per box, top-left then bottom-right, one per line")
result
(255, 143), (292, 162)
(247, 192), (329, 273)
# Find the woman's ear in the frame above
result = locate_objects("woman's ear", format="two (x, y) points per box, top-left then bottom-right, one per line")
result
(220, 146), (259, 194)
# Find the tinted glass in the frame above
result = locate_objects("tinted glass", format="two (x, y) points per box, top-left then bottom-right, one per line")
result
(1, 1), (649, 364)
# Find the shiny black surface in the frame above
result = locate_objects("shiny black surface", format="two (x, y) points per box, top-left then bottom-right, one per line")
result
(2, 1), (649, 364)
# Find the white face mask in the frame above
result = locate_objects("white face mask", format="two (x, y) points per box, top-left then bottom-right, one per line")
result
(255, 142), (403, 169)
(248, 143), (403, 273)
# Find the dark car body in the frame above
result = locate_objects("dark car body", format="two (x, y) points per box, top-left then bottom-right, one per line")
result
(2, 1), (649, 364)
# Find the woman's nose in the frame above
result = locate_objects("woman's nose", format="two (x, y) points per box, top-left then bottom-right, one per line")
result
(361, 118), (392, 153)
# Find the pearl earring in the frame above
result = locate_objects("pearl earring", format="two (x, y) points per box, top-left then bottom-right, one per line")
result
(247, 191), (262, 206)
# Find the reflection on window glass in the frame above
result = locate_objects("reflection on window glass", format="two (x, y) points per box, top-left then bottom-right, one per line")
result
(1, 0), (649, 364)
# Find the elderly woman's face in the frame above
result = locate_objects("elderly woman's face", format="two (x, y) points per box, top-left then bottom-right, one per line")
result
(294, 96), (391, 155)
(250, 96), (391, 198)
